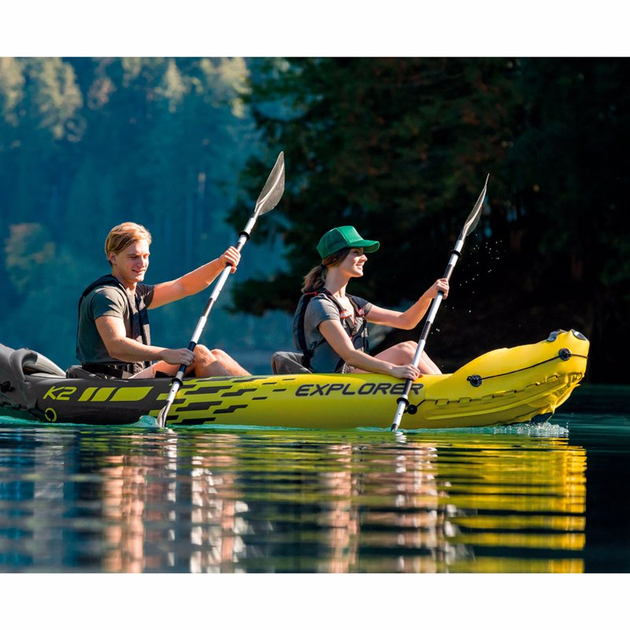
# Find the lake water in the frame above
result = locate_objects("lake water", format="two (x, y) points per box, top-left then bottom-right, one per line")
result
(0, 385), (628, 577)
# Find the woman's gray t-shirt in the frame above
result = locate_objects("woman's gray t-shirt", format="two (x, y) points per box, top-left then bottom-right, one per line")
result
(302, 293), (372, 373)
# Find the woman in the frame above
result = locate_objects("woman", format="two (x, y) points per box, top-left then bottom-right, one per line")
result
(293, 225), (449, 380)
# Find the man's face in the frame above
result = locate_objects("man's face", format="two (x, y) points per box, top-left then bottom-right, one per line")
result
(109, 239), (150, 285)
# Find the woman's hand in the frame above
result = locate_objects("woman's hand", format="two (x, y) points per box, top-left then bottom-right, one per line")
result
(428, 278), (449, 299)
(390, 364), (422, 381)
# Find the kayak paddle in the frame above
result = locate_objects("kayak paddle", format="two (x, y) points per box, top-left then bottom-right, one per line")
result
(390, 174), (489, 432)
(156, 151), (286, 428)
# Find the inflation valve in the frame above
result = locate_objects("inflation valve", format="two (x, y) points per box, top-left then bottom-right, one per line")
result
(467, 375), (483, 387)
(558, 348), (572, 361)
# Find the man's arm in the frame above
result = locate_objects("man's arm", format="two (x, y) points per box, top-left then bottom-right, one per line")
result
(150, 246), (241, 309)
(95, 316), (194, 366)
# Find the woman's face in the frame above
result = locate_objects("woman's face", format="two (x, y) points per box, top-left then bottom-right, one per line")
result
(339, 247), (367, 278)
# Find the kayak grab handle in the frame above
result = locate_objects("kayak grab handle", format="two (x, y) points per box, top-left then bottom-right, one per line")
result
(547, 329), (588, 343)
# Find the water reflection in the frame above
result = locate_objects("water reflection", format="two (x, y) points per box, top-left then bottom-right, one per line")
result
(0, 423), (586, 573)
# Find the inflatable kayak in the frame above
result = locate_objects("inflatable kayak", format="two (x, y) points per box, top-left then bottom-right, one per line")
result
(0, 329), (589, 430)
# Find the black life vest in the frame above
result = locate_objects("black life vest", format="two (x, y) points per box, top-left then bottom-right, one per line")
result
(78, 274), (152, 374)
(293, 288), (369, 372)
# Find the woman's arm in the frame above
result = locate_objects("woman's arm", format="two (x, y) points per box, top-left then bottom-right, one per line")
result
(150, 246), (241, 309)
(366, 278), (449, 329)
(319, 320), (420, 380)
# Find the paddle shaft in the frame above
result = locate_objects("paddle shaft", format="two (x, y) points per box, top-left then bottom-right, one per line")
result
(390, 236), (465, 431)
(181, 231), (251, 366)
(157, 226), (254, 427)
(154, 152), (285, 428)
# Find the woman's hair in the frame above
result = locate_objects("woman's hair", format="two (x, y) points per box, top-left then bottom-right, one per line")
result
(302, 247), (350, 293)
(104, 222), (152, 264)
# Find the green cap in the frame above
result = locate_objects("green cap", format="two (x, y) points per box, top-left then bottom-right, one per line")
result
(316, 226), (380, 259)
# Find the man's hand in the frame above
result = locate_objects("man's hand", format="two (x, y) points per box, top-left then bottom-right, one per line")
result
(160, 348), (195, 366)
(220, 246), (241, 274)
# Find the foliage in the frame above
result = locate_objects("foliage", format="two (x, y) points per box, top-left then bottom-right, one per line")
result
(1, 57), (628, 381)
(4, 223), (56, 295)
(228, 58), (630, 382)
(229, 59), (522, 310)
(0, 57), (292, 371)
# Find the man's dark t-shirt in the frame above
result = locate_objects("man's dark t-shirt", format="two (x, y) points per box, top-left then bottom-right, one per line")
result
(76, 281), (154, 369)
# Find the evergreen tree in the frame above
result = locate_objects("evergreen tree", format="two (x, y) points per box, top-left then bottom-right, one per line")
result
(0, 57), (274, 370)
(228, 57), (630, 381)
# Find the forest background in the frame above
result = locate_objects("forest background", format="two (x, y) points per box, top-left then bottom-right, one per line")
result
(0, 57), (627, 382)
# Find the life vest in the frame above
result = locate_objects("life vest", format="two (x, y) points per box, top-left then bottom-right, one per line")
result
(293, 288), (369, 372)
(78, 275), (152, 375)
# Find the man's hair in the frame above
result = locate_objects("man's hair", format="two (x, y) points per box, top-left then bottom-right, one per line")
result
(105, 222), (152, 264)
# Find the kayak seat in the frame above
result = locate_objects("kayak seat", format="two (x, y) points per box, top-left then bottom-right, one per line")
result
(14, 348), (66, 378)
(271, 351), (312, 375)
(65, 365), (108, 379)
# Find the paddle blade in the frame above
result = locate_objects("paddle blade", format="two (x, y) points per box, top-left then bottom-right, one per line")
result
(255, 151), (285, 216)
(462, 173), (489, 238)
(157, 404), (170, 428)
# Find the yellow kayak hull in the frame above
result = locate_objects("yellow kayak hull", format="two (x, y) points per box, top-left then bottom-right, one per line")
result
(158, 330), (588, 429)
(0, 330), (589, 429)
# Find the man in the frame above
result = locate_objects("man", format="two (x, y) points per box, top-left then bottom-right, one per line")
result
(76, 222), (249, 379)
